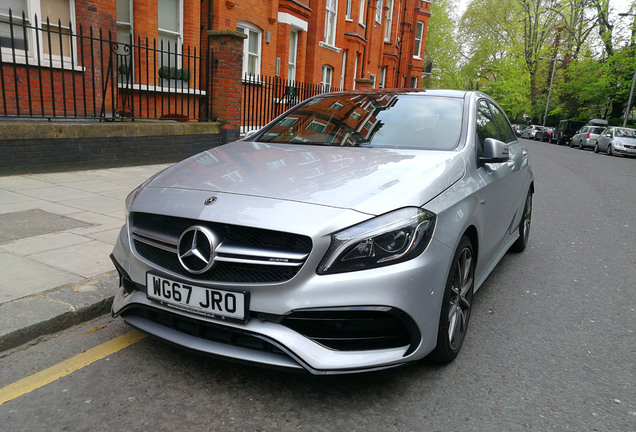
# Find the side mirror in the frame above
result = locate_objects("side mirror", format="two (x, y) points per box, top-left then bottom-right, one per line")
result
(244, 129), (260, 140)
(480, 138), (509, 164)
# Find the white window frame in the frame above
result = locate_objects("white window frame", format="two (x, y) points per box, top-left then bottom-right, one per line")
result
(1, 0), (78, 68)
(237, 21), (262, 77)
(353, 53), (359, 89)
(321, 65), (333, 92)
(340, 49), (346, 89)
(288, 29), (298, 81)
(384, 0), (394, 42)
(116, 0), (133, 46)
(375, 0), (383, 24)
(116, 0), (133, 82)
(345, 0), (352, 20)
(379, 66), (387, 88)
(324, 0), (338, 47)
(358, 0), (366, 25)
(158, 0), (183, 68)
(410, 76), (418, 88)
(413, 21), (424, 59)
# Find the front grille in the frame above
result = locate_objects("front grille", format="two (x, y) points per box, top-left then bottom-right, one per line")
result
(279, 308), (419, 352)
(122, 306), (287, 356)
(131, 212), (312, 283)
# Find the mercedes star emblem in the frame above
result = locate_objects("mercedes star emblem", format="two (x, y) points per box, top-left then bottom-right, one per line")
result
(177, 226), (218, 274)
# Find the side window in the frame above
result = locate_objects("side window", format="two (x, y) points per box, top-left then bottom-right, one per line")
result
(489, 102), (516, 143)
(476, 100), (497, 154)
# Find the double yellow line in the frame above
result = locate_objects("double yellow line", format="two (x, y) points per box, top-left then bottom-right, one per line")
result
(0, 330), (146, 406)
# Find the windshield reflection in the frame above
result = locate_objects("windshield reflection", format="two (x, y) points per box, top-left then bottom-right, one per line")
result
(255, 93), (464, 150)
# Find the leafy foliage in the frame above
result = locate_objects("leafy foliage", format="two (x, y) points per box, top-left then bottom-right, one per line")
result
(423, 0), (636, 126)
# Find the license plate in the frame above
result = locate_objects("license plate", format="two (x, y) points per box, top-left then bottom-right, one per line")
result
(146, 273), (247, 321)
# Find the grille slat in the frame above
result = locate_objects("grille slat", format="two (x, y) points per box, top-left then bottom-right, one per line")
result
(131, 212), (312, 283)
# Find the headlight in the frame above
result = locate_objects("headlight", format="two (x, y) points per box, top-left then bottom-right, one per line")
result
(317, 208), (436, 274)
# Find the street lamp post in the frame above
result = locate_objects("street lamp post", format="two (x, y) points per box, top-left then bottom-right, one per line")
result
(619, 12), (636, 127)
(538, 57), (559, 127)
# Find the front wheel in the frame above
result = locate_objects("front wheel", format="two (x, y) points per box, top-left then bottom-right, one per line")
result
(510, 190), (532, 253)
(427, 236), (475, 364)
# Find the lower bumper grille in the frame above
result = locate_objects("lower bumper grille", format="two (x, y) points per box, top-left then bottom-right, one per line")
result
(279, 308), (419, 353)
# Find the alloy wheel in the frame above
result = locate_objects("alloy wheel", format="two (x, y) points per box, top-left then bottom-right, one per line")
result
(447, 246), (474, 351)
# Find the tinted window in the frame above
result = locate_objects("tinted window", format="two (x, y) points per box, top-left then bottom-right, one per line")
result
(476, 100), (497, 153)
(489, 102), (516, 143)
(255, 94), (464, 150)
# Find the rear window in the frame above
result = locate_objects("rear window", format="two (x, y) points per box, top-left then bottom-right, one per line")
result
(255, 94), (464, 151)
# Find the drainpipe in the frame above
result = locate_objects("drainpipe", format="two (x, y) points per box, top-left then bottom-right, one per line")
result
(362, 0), (371, 78)
(395, 0), (407, 87)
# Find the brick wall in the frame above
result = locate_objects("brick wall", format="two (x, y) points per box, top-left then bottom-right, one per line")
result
(0, 122), (222, 175)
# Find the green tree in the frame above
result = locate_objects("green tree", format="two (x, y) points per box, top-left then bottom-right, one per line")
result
(423, 0), (463, 89)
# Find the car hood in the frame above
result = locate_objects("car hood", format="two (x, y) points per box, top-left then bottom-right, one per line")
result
(143, 141), (465, 216)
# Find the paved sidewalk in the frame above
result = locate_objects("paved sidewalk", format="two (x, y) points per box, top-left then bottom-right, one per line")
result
(0, 163), (171, 352)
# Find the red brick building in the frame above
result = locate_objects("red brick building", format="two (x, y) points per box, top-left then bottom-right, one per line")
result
(202, 0), (431, 90)
(0, 0), (430, 122)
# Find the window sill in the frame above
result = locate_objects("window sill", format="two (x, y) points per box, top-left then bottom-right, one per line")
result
(1, 53), (85, 72)
(319, 41), (341, 53)
(117, 82), (206, 95)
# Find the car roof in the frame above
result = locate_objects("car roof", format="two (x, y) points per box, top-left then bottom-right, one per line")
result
(321, 88), (475, 100)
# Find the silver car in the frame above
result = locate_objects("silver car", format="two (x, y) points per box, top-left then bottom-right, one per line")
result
(571, 125), (606, 150)
(595, 127), (636, 156)
(111, 89), (534, 374)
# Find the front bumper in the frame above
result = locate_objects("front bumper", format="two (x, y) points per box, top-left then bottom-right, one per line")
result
(111, 225), (453, 374)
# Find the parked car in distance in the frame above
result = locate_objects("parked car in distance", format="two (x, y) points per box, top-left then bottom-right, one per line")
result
(553, 119), (586, 145)
(535, 127), (553, 142)
(110, 89), (534, 374)
(521, 125), (544, 139)
(595, 127), (636, 156)
(571, 126), (606, 150)
(513, 124), (526, 137)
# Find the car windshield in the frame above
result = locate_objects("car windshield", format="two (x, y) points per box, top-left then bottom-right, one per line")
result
(615, 128), (636, 138)
(255, 94), (464, 150)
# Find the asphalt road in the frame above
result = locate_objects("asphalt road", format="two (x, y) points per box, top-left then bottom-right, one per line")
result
(1, 139), (634, 432)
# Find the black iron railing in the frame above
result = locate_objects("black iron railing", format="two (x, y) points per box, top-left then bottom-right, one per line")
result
(0, 11), (211, 121)
(242, 74), (342, 133)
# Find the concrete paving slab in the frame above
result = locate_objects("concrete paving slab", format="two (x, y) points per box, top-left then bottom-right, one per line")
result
(0, 251), (83, 302)
(0, 232), (91, 256)
(0, 200), (88, 216)
(0, 189), (34, 204)
(59, 179), (124, 193)
(19, 186), (98, 202)
(58, 195), (123, 214)
(0, 176), (53, 190)
(86, 227), (122, 245)
(29, 240), (114, 278)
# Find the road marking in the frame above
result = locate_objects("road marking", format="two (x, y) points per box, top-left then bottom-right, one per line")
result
(0, 330), (146, 406)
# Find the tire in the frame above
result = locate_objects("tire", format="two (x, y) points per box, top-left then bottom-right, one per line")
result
(428, 236), (475, 364)
(510, 190), (532, 253)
